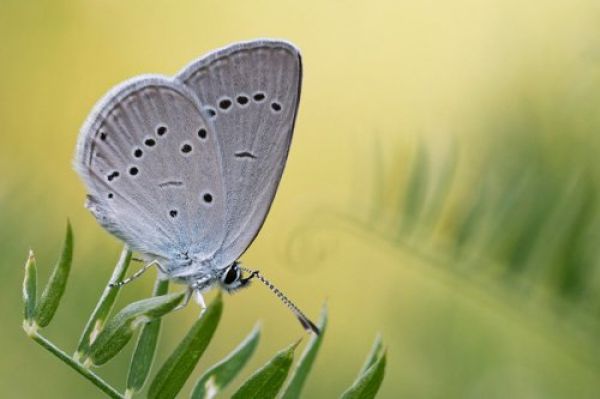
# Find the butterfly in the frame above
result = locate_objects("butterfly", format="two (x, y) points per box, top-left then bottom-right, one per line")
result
(74, 39), (318, 334)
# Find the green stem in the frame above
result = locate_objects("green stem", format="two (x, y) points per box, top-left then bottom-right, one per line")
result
(29, 329), (124, 399)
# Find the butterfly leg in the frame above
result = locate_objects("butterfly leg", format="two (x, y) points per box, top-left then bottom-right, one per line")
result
(174, 286), (194, 311)
(173, 283), (207, 314)
(109, 259), (161, 288)
(194, 289), (207, 318)
(194, 290), (206, 309)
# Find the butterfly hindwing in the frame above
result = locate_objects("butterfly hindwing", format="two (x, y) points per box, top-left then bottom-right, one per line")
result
(75, 77), (227, 262)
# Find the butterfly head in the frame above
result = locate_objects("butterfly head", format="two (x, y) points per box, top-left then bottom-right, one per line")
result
(218, 261), (251, 293)
(218, 262), (320, 335)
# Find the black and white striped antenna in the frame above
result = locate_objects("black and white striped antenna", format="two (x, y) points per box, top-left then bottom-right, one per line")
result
(240, 266), (320, 335)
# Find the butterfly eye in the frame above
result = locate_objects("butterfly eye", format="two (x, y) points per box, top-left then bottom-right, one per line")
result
(223, 264), (239, 285)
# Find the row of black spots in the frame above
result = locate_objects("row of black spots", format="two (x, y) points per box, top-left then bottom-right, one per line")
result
(99, 124), (169, 145)
(106, 165), (139, 181)
(167, 192), (214, 219)
(144, 125), (167, 148)
(130, 125), (166, 161)
(205, 91), (282, 118)
(252, 92), (281, 113)
(135, 124), (207, 159)
(101, 124), (165, 156)
(147, 126), (168, 146)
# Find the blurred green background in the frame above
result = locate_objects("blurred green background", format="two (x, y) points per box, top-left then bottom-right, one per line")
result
(3, 0), (600, 397)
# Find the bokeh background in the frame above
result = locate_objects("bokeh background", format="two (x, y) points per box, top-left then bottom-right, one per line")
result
(3, 0), (600, 397)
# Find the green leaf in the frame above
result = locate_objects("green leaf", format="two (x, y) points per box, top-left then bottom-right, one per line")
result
(125, 278), (170, 397)
(88, 291), (184, 366)
(231, 340), (299, 399)
(400, 143), (429, 235)
(340, 346), (386, 399)
(420, 140), (457, 232)
(148, 294), (223, 399)
(34, 221), (73, 327)
(22, 250), (37, 323)
(191, 323), (261, 399)
(280, 304), (328, 399)
(358, 334), (382, 376)
(75, 246), (132, 361)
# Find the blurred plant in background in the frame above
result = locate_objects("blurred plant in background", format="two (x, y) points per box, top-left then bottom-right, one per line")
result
(367, 132), (600, 359)
(5, 1), (600, 398)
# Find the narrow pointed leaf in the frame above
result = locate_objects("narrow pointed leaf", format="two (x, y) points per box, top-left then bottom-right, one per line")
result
(341, 349), (386, 399)
(148, 294), (223, 399)
(358, 334), (382, 376)
(89, 291), (184, 366)
(280, 304), (328, 399)
(400, 143), (429, 234)
(191, 324), (261, 399)
(125, 278), (170, 397)
(34, 221), (73, 327)
(231, 341), (299, 399)
(23, 250), (37, 322)
(421, 140), (457, 232)
(76, 246), (132, 360)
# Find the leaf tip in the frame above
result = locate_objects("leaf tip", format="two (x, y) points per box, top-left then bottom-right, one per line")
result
(204, 376), (219, 398)
(24, 252), (37, 277)
(64, 219), (74, 243)
(215, 290), (224, 303)
(23, 250), (38, 322)
(290, 337), (303, 352)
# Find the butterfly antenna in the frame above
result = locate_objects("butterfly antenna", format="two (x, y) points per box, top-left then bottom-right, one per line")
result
(241, 267), (320, 335)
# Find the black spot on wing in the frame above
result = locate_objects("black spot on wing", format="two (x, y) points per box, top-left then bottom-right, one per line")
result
(234, 151), (257, 159)
(159, 180), (184, 188)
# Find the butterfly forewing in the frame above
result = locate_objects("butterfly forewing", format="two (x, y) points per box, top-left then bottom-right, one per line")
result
(75, 77), (227, 261)
(177, 40), (302, 267)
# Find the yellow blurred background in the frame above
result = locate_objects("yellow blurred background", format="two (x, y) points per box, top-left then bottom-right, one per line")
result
(2, 0), (600, 397)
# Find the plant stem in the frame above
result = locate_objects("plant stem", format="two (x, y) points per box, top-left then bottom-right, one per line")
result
(29, 329), (124, 399)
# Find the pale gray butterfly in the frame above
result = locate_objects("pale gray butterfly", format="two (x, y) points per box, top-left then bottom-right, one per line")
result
(74, 39), (318, 334)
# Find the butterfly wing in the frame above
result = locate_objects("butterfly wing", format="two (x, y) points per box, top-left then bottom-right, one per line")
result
(74, 76), (227, 264)
(177, 40), (302, 268)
